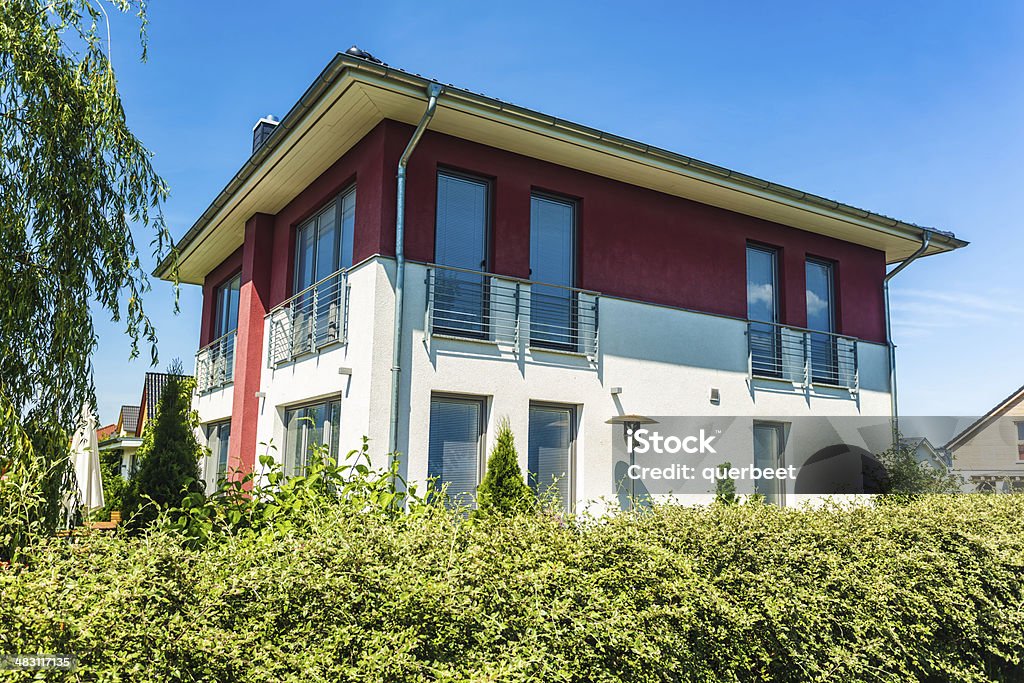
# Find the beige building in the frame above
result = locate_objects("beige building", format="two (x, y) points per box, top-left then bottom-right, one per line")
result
(946, 384), (1024, 492)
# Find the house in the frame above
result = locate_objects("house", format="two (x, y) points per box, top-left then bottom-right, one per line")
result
(898, 437), (951, 470)
(945, 384), (1024, 492)
(98, 373), (190, 479)
(154, 49), (966, 510)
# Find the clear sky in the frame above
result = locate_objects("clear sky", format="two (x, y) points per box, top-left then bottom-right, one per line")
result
(92, 1), (1024, 425)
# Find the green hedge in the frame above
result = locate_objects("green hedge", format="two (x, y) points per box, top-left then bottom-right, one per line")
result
(1, 496), (1023, 681)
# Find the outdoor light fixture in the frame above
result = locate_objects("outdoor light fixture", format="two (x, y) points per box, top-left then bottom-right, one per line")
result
(606, 414), (658, 509)
(610, 386), (623, 395)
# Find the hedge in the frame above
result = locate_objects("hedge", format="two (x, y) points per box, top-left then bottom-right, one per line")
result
(1, 495), (1023, 682)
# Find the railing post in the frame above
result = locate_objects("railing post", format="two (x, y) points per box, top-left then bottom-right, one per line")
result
(802, 331), (810, 387)
(424, 269), (433, 342)
(513, 280), (521, 354)
(592, 296), (600, 360)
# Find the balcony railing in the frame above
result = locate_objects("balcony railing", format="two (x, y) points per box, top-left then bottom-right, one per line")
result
(267, 269), (349, 365)
(425, 264), (599, 358)
(747, 320), (858, 391)
(195, 331), (236, 393)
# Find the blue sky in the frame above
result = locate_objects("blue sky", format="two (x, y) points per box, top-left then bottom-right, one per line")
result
(92, 1), (1024, 424)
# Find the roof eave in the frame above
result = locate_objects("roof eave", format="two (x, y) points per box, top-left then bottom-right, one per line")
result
(156, 53), (968, 280)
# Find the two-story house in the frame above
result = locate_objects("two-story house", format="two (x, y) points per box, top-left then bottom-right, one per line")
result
(155, 48), (967, 509)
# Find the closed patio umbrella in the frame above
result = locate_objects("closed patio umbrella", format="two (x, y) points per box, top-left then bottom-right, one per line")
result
(70, 404), (105, 515)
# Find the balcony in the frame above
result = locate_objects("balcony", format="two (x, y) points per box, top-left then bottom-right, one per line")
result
(267, 269), (349, 365)
(747, 320), (859, 392)
(424, 264), (599, 358)
(195, 332), (236, 393)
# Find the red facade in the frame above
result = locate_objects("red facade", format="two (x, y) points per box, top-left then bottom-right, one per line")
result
(203, 119), (889, 473)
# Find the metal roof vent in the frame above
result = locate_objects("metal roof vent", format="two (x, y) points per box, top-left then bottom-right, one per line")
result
(345, 45), (382, 64)
(252, 114), (279, 153)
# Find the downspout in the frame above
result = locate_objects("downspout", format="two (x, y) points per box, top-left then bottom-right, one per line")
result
(390, 82), (443, 458)
(884, 229), (931, 443)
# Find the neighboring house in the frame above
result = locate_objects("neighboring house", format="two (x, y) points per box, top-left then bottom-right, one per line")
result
(899, 437), (951, 470)
(98, 373), (190, 479)
(945, 384), (1024, 493)
(153, 49), (967, 511)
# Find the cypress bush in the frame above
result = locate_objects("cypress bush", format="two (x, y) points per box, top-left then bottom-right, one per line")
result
(475, 418), (535, 516)
(1, 492), (1022, 681)
(125, 361), (203, 529)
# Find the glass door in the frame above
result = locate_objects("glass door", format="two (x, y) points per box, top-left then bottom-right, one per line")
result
(806, 259), (837, 384)
(530, 195), (576, 350)
(434, 172), (489, 337)
(747, 245), (780, 375)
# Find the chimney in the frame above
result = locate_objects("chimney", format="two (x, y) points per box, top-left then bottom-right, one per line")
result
(252, 114), (279, 153)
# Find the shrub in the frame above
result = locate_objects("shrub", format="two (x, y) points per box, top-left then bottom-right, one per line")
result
(125, 361), (203, 529)
(1, 489), (1023, 681)
(475, 418), (535, 516)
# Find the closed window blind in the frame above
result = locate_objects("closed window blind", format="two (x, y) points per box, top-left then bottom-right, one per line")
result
(528, 405), (574, 510)
(435, 173), (488, 271)
(428, 397), (483, 507)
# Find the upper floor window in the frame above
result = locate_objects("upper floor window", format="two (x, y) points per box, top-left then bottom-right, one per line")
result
(1016, 421), (1024, 462)
(747, 245), (780, 376)
(294, 186), (356, 295)
(213, 273), (240, 339)
(284, 399), (342, 475)
(806, 258), (837, 384)
(433, 172), (490, 337)
(530, 194), (577, 350)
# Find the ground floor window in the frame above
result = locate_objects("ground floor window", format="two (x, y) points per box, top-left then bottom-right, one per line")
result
(205, 421), (231, 483)
(753, 422), (786, 505)
(428, 395), (485, 507)
(284, 399), (341, 475)
(528, 403), (576, 511)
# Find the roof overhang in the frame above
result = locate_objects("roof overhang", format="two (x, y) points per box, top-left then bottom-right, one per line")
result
(157, 54), (969, 285)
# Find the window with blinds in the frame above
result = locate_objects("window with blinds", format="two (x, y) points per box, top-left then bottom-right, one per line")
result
(528, 404), (575, 511)
(434, 172), (490, 337)
(428, 395), (485, 508)
(530, 194), (577, 350)
(284, 399), (341, 475)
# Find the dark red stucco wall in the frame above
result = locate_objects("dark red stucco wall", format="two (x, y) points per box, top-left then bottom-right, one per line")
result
(200, 118), (887, 350)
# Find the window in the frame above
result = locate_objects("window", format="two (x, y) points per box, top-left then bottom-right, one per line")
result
(433, 172), (490, 337)
(205, 421), (231, 483)
(284, 399), (341, 475)
(213, 273), (240, 339)
(747, 245), (780, 376)
(428, 395), (485, 507)
(753, 422), (786, 506)
(294, 187), (356, 293)
(806, 258), (838, 384)
(1017, 422), (1024, 462)
(528, 404), (575, 511)
(291, 187), (355, 353)
(530, 195), (577, 350)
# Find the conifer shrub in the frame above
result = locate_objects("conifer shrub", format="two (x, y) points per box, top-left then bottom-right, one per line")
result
(125, 361), (203, 529)
(475, 418), (535, 516)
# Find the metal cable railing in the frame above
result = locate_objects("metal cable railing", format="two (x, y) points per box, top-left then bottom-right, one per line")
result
(425, 264), (600, 357)
(267, 269), (349, 365)
(748, 320), (858, 390)
(195, 331), (236, 393)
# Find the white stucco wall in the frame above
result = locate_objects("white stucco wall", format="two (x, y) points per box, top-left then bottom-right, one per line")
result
(194, 256), (893, 510)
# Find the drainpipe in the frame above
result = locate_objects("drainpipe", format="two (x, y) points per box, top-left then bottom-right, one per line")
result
(884, 229), (931, 443)
(390, 83), (443, 458)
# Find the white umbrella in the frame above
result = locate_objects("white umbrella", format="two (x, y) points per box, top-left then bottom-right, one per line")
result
(70, 403), (105, 514)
